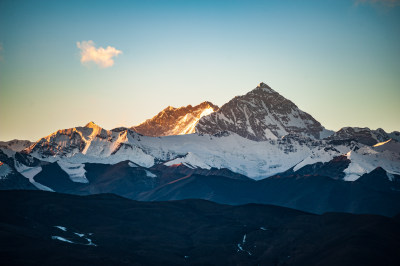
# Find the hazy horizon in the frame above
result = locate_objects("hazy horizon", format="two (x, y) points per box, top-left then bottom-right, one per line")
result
(1, 0), (399, 141)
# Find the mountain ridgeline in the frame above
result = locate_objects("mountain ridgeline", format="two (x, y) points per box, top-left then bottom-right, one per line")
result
(132, 101), (219, 137)
(196, 82), (331, 141)
(1, 82), (400, 265)
(0, 82), (399, 217)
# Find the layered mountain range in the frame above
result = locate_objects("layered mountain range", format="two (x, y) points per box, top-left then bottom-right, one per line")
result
(1, 82), (399, 216)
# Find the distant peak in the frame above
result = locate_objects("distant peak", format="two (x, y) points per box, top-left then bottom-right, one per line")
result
(257, 82), (270, 89)
(340, 127), (371, 131)
(257, 82), (269, 88)
(164, 106), (176, 111)
(198, 101), (219, 111)
(255, 82), (275, 93)
(199, 101), (213, 106)
(85, 121), (99, 128)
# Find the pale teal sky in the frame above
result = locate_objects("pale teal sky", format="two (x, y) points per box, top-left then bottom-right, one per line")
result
(0, 0), (399, 141)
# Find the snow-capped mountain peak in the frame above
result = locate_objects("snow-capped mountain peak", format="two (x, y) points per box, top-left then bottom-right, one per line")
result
(256, 82), (275, 93)
(196, 82), (329, 141)
(2, 82), (398, 190)
(84, 121), (100, 128)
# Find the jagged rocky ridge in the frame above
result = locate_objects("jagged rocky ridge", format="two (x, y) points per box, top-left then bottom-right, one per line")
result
(2, 82), (399, 182)
(196, 82), (333, 141)
(132, 102), (219, 137)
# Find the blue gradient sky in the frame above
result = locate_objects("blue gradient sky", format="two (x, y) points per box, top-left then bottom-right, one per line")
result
(1, 0), (399, 141)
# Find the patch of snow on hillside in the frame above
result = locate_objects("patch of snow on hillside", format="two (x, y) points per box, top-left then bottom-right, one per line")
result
(52, 236), (74, 243)
(165, 152), (211, 170)
(14, 161), (53, 191)
(85, 237), (97, 246)
(54, 226), (67, 231)
(74, 231), (97, 246)
(57, 161), (88, 183)
(237, 234), (251, 255)
(264, 128), (278, 140)
(145, 170), (156, 178)
(53, 225), (97, 246)
(387, 172), (395, 181)
(293, 148), (339, 172)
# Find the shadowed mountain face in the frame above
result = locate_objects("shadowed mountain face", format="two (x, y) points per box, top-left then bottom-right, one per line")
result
(139, 168), (400, 217)
(132, 101), (219, 137)
(15, 154), (399, 217)
(1, 190), (400, 266)
(196, 83), (329, 141)
(30, 160), (251, 197)
(0, 150), (37, 191)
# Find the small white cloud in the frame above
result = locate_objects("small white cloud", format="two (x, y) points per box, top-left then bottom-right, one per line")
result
(77, 40), (122, 68)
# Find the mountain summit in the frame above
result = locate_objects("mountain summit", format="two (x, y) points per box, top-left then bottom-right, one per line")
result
(196, 82), (331, 141)
(132, 101), (219, 137)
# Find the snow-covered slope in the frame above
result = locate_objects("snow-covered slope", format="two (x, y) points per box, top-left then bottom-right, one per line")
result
(7, 82), (398, 184)
(196, 83), (332, 141)
(23, 123), (320, 179)
(18, 120), (399, 182)
(132, 102), (219, 137)
(343, 141), (400, 181)
(25, 122), (155, 167)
